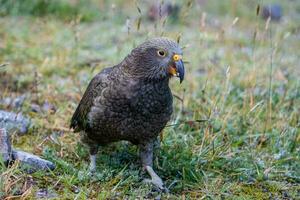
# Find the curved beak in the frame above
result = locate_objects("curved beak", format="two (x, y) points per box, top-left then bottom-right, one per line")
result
(175, 59), (185, 83)
(168, 54), (185, 83)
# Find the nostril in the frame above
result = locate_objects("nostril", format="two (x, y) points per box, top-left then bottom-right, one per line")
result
(173, 55), (179, 61)
(173, 54), (182, 61)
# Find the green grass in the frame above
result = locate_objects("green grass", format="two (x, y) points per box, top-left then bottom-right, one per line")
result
(0, 0), (299, 199)
(0, 0), (103, 22)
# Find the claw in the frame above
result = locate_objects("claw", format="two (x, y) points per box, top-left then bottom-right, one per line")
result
(144, 166), (168, 192)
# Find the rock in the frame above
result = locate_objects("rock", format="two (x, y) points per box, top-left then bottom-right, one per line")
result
(12, 150), (55, 173)
(31, 101), (56, 114)
(31, 103), (42, 113)
(262, 4), (282, 21)
(0, 97), (12, 106)
(42, 101), (56, 114)
(12, 95), (26, 108)
(0, 95), (26, 109)
(0, 110), (30, 134)
(0, 128), (12, 164)
(35, 188), (58, 199)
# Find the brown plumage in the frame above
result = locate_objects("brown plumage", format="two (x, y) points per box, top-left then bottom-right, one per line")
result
(70, 37), (185, 190)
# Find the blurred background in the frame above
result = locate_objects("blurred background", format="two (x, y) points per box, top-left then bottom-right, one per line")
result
(0, 0), (299, 199)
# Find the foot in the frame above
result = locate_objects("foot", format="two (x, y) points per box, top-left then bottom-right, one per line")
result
(143, 166), (168, 192)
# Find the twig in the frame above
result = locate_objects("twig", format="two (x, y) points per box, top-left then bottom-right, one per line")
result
(166, 119), (208, 127)
(45, 126), (71, 132)
(172, 93), (183, 102)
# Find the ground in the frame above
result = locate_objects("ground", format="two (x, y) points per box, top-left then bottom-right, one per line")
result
(0, 0), (299, 199)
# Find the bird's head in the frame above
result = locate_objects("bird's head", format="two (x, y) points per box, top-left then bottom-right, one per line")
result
(123, 37), (185, 83)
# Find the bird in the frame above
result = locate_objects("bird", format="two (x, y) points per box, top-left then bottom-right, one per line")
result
(70, 37), (185, 190)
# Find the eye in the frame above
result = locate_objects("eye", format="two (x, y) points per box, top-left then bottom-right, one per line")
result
(157, 50), (166, 57)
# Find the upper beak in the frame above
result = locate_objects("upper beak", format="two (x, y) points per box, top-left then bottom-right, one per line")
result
(175, 59), (185, 83)
(172, 54), (185, 83)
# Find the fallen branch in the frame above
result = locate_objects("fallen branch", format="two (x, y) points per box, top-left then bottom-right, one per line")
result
(12, 150), (55, 173)
(0, 128), (55, 173)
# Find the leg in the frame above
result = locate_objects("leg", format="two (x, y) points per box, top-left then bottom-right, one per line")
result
(89, 145), (98, 172)
(153, 136), (161, 151)
(139, 140), (166, 191)
(80, 131), (99, 172)
(153, 136), (161, 160)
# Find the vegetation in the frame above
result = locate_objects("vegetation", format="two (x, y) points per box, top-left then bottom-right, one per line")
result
(0, 0), (299, 199)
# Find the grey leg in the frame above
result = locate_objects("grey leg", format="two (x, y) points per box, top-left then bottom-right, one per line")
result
(89, 145), (98, 172)
(80, 131), (99, 172)
(139, 141), (166, 191)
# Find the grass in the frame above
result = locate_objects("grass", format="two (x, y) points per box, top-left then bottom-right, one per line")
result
(0, 0), (299, 199)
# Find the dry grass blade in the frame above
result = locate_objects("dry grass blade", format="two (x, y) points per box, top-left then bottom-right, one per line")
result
(256, 4), (260, 16)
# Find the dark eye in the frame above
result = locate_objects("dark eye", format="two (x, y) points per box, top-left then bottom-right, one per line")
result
(157, 50), (166, 57)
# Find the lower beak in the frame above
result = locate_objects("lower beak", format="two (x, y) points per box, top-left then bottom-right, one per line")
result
(175, 60), (185, 83)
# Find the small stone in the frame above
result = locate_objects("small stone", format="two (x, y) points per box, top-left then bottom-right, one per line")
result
(0, 95), (26, 109)
(154, 194), (161, 200)
(42, 101), (56, 113)
(35, 188), (58, 199)
(12, 150), (55, 173)
(0, 128), (12, 164)
(0, 97), (12, 106)
(31, 103), (42, 113)
(12, 95), (26, 108)
(0, 110), (30, 135)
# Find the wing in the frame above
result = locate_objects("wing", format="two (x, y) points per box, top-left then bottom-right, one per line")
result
(70, 67), (112, 132)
